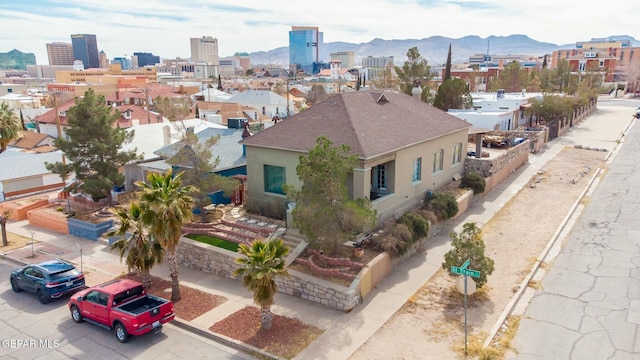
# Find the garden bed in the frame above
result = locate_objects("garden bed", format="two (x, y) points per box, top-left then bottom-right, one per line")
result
(185, 233), (240, 252)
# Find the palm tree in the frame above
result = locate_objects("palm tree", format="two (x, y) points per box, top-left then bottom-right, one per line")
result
(137, 170), (195, 301)
(234, 238), (290, 330)
(107, 202), (164, 289)
(0, 102), (22, 153)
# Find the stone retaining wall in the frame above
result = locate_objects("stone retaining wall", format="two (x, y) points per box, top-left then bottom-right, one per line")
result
(464, 140), (531, 181)
(176, 237), (359, 311)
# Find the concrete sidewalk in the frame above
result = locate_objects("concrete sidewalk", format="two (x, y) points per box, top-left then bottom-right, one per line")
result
(2, 98), (637, 360)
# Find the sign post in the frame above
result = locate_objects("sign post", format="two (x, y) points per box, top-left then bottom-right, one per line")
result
(450, 259), (481, 356)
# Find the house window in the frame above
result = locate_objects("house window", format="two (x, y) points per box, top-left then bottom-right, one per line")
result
(432, 149), (444, 174)
(412, 157), (422, 182)
(452, 143), (462, 165)
(374, 164), (387, 190)
(264, 165), (285, 195)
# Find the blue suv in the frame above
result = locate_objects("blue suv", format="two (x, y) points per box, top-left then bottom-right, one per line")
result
(10, 259), (86, 304)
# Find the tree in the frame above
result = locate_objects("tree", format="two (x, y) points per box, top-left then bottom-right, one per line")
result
(623, 57), (640, 95)
(395, 47), (433, 102)
(550, 59), (572, 93)
(576, 62), (604, 101)
(45, 89), (141, 206)
(489, 61), (529, 92)
(108, 202), (164, 289)
(371, 63), (399, 90)
(234, 238), (290, 330)
(165, 128), (238, 218)
(442, 222), (494, 288)
(527, 94), (575, 125)
(138, 170), (195, 301)
(217, 75), (223, 91)
(444, 43), (452, 81)
(433, 78), (473, 111)
(288, 136), (377, 252)
(304, 84), (329, 106)
(1, 209), (12, 246)
(542, 54), (548, 69)
(154, 95), (192, 121)
(0, 102), (21, 153)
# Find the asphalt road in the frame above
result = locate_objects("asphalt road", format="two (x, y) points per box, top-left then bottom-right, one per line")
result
(510, 98), (640, 359)
(0, 259), (255, 360)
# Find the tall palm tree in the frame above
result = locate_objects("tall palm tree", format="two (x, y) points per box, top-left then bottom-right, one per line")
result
(0, 102), (22, 153)
(234, 238), (290, 330)
(137, 170), (194, 301)
(108, 202), (164, 289)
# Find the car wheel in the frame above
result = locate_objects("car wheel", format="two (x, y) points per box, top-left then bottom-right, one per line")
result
(115, 323), (130, 343)
(70, 305), (83, 323)
(37, 289), (50, 304)
(10, 279), (22, 292)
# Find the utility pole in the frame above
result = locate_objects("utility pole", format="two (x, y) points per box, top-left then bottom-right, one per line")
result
(52, 93), (67, 169)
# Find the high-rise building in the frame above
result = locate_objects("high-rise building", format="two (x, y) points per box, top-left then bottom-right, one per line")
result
(362, 56), (395, 81)
(46, 42), (74, 66)
(190, 36), (219, 65)
(289, 26), (323, 74)
(112, 57), (132, 70)
(0, 49), (36, 70)
(330, 51), (354, 69)
(71, 34), (100, 69)
(99, 50), (109, 69)
(133, 52), (160, 67)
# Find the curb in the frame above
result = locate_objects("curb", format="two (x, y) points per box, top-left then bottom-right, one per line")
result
(482, 167), (602, 348)
(483, 113), (637, 349)
(0, 253), (282, 360)
(171, 318), (285, 360)
(0, 253), (28, 267)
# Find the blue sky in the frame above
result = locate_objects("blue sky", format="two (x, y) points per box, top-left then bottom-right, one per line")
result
(1, 0), (638, 65)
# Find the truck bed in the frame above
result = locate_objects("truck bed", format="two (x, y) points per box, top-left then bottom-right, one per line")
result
(117, 295), (167, 315)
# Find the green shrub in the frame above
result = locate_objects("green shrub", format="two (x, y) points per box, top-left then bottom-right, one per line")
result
(397, 211), (429, 241)
(460, 171), (486, 194)
(425, 193), (459, 220)
(372, 234), (407, 257)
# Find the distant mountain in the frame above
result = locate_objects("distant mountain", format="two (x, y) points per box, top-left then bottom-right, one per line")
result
(247, 34), (639, 68)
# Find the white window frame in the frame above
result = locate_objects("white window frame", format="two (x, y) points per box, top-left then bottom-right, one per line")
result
(412, 157), (422, 183)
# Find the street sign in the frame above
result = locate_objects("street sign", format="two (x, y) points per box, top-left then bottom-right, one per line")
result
(448, 258), (482, 356)
(461, 259), (470, 270)
(450, 266), (481, 278)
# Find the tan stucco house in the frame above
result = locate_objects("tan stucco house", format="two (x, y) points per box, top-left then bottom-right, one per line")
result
(240, 90), (472, 225)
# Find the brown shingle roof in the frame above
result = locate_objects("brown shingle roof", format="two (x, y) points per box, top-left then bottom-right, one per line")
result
(9, 132), (53, 150)
(241, 90), (471, 159)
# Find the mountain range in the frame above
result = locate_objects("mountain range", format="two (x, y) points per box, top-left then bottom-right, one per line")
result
(246, 34), (640, 68)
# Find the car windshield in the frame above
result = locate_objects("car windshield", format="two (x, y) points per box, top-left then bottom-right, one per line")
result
(50, 269), (80, 280)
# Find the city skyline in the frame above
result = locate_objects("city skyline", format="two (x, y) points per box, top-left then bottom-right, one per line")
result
(1, 0), (638, 65)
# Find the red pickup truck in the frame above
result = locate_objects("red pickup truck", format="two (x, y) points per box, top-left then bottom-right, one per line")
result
(68, 278), (175, 343)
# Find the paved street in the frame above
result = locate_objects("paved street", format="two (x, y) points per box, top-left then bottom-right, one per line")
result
(0, 260), (253, 360)
(510, 99), (640, 359)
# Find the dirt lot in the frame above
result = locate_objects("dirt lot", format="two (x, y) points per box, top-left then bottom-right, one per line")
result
(349, 146), (607, 360)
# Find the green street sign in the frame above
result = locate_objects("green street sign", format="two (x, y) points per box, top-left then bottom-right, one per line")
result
(461, 259), (470, 270)
(450, 266), (481, 278)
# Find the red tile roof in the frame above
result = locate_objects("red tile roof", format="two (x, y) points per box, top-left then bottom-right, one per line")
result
(241, 90), (471, 159)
